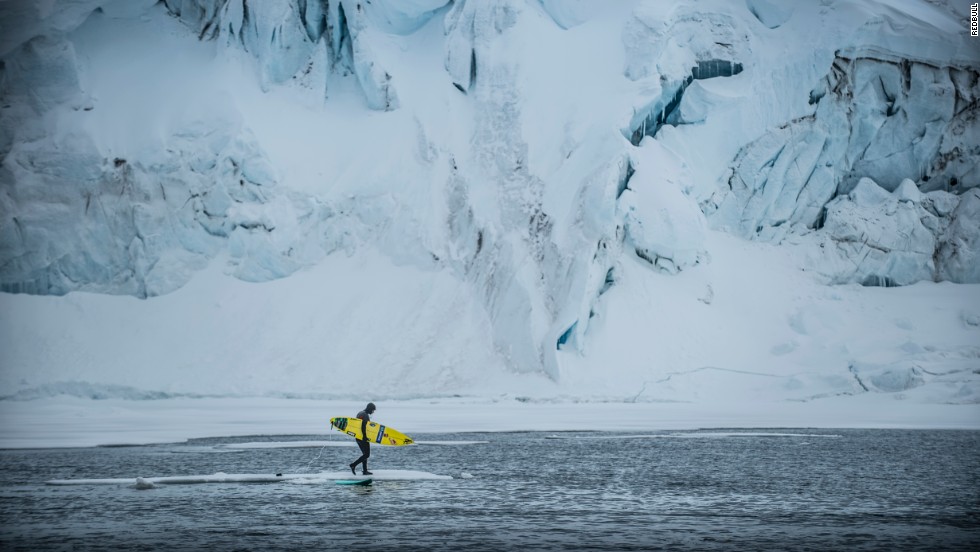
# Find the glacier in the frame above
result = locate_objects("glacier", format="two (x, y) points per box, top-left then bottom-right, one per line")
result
(0, 0), (978, 427)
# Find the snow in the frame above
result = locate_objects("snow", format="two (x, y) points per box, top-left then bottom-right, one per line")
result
(3, 230), (977, 412)
(0, 395), (977, 450)
(0, 250), (510, 399)
(1, 0), (979, 449)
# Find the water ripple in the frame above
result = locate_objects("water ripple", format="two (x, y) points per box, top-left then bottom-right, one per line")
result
(1, 429), (978, 550)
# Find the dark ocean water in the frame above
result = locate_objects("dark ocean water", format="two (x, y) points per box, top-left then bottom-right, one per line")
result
(1, 429), (978, 550)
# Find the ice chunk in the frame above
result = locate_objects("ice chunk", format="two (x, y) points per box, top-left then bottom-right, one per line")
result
(850, 362), (925, 393)
(849, 177), (893, 207)
(360, 0), (449, 35)
(717, 54), (979, 248)
(0, 0), (104, 57)
(442, 0), (475, 93)
(224, 0), (318, 87)
(818, 180), (937, 286)
(714, 119), (843, 235)
(133, 477), (156, 490)
(620, 142), (707, 274)
(536, 0), (606, 29)
(893, 179), (922, 203)
(744, 0), (798, 29)
(623, 5), (748, 83)
(2, 35), (84, 113)
(344, 4), (401, 111)
(0, 107), (337, 296)
(937, 189), (980, 283)
(808, 180), (980, 285)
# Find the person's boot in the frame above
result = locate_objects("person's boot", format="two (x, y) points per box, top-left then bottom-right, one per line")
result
(362, 463), (373, 475)
(349, 463), (357, 475)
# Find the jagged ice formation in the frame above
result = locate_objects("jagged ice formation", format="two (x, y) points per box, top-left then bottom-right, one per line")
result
(0, 0), (978, 397)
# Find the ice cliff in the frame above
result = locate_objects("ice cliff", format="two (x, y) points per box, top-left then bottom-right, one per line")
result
(0, 0), (978, 385)
(712, 49), (980, 284)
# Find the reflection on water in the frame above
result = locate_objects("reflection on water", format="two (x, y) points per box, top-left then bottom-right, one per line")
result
(1, 429), (978, 550)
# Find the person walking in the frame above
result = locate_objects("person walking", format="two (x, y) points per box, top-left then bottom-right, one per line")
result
(349, 402), (376, 475)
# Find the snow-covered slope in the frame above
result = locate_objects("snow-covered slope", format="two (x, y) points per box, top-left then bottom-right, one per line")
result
(0, 0), (978, 418)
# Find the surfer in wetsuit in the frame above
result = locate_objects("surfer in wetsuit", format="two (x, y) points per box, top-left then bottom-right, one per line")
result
(349, 402), (376, 475)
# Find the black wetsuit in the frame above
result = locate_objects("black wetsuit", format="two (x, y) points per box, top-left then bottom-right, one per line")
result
(351, 409), (371, 473)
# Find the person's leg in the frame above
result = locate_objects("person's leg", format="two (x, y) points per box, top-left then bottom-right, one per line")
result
(361, 442), (372, 474)
(351, 440), (370, 473)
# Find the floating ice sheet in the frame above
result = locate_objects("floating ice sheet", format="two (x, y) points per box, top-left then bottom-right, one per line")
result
(564, 432), (843, 440)
(215, 441), (353, 449)
(46, 469), (452, 486)
(215, 439), (487, 449)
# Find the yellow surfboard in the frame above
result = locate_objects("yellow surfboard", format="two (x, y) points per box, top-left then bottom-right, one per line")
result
(329, 417), (414, 446)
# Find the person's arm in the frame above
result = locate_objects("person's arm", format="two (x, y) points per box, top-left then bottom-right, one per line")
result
(360, 416), (369, 442)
